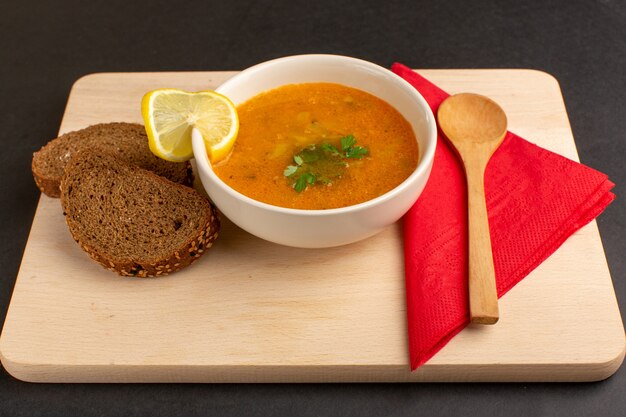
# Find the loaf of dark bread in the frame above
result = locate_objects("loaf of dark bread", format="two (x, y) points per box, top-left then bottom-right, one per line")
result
(60, 151), (219, 277)
(33, 122), (193, 197)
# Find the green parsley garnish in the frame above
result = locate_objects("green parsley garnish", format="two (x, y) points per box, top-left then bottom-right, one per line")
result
(340, 134), (356, 150)
(294, 172), (316, 192)
(284, 134), (369, 193)
(321, 142), (340, 155)
(341, 134), (368, 159)
(283, 165), (298, 177)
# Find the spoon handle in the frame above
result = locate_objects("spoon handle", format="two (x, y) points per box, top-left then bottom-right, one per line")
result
(465, 157), (499, 325)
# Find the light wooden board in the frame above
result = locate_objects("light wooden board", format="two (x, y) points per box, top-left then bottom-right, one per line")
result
(1, 70), (624, 383)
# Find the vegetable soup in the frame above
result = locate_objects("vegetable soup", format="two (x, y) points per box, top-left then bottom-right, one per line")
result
(213, 83), (419, 210)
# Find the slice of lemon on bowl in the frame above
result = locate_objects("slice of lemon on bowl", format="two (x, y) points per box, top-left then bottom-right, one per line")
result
(141, 89), (239, 163)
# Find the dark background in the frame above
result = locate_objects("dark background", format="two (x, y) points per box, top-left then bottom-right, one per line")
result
(1, 0), (625, 416)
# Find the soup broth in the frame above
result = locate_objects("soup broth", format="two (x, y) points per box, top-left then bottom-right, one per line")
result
(213, 83), (419, 210)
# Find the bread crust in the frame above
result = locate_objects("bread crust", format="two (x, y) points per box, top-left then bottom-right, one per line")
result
(32, 152), (62, 197)
(32, 123), (193, 198)
(60, 152), (220, 278)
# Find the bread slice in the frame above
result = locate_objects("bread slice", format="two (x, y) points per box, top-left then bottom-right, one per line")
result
(33, 122), (193, 197)
(60, 151), (220, 277)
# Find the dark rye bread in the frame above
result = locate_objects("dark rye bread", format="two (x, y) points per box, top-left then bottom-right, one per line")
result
(60, 151), (219, 278)
(33, 122), (193, 197)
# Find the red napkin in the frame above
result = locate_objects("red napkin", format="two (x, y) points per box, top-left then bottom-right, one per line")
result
(392, 63), (616, 371)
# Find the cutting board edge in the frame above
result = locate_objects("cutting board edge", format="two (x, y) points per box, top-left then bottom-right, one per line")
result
(2, 356), (624, 383)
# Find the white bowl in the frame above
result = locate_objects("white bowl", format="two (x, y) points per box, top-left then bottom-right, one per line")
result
(192, 54), (436, 248)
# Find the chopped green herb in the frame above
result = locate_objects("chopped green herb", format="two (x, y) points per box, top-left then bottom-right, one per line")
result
(345, 145), (368, 159)
(321, 143), (340, 155)
(340, 134), (368, 159)
(294, 173), (316, 192)
(340, 134), (357, 151)
(284, 134), (369, 193)
(284, 165), (298, 177)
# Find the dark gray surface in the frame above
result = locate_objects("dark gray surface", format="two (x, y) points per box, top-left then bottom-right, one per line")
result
(1, 0), (624, 416)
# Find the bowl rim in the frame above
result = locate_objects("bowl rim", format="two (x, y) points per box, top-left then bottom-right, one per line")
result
(192, 53), (437, 217)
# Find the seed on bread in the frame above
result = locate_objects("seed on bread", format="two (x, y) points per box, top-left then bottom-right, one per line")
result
(60, 151), (219, 277)
(33, 122), (193, 197)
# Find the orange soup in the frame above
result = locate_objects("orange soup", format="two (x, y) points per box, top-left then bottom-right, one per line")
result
(213, 83), (419, 210)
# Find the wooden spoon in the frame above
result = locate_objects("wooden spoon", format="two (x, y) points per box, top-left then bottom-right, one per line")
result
(437, 93), (508, 325)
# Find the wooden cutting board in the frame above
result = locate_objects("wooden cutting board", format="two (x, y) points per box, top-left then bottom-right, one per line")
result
(1, 70), (624, 383)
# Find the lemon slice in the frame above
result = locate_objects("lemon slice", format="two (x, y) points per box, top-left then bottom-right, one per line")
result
(141, 89), (239, 163)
